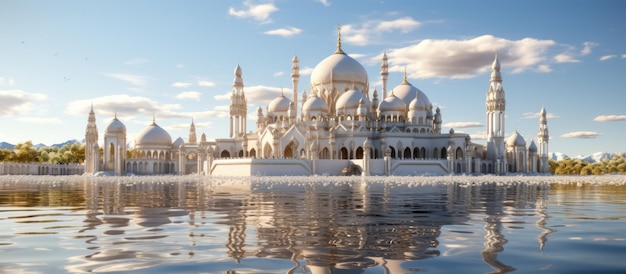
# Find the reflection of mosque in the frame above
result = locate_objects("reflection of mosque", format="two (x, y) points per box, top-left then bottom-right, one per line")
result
(75, 178), (550, 273)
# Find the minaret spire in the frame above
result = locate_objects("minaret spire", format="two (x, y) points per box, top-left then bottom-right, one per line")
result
(334, 25), (345, 54)
(291, 55), (300, 120)
(230, 64), (247, 137)
(380, 52), (389, 98)
(485, 54), (507, 174)
(84, 104), (99, 175)
(538, 107), (550, 173)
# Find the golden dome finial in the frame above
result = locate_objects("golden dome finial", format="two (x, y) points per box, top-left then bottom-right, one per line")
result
(334, 24), (345, 54)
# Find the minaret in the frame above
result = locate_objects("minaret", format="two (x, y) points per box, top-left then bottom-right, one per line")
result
(485, 54), (506, 174)
(538, 107), (550, 173)
(84, 103), (99, 175)
(380, 52), (389, 99)
(230, 64), (247, 138)
(189, 118), (197, 145)
(291, 55), (300, 119)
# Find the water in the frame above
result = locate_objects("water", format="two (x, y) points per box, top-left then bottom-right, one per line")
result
(1, 175), (625, 273)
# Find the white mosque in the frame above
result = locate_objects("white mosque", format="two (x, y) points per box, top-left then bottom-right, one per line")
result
(83, 30), (550, 176)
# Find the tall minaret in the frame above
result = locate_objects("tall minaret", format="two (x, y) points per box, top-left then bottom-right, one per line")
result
(189, 118), (197, 145)
(84, 103), (99, 175)
(538, 107), (550, 173)
(230, 64), (247, 138)
(485, 55), (506, 174)
(291, 55), (300, 119)
(380, 52), (389, 99)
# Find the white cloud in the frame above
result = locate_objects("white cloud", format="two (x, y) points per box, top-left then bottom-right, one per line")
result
(66, 94), (179, 117)
(0, 77), (15, 85)
(561, 131), (601, 139)
(103, 73), (149, 86)
(317, 0), (331, 6)
(581, 42), (597, 55)
(300, 67), (314, 75)
(172, 82), (192, 88)
(554, 53), (580, 63)
(622, 54), (626, 59)
(265, 27), (302, 37)
(594, 115), (626, 122)
(198, 80), (216, 87)
(215, 85), (286, 105)
(176, 91), (202, 100)
(273, 71), (284, 77)
(17, 117), (63, 125)
(228, 2), (278, 23)
(0, 89), (47, 116)
(522, 111), (558, 119)
(342, 17), (421, 46)
(443, 122), (483, 128)
(599, 55), (616, 61)
(469, 132), (488, 140)
(383, 35), (556, 79)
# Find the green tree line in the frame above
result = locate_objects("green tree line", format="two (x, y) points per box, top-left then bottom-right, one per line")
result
(549, 153), (626, 175)
(0, 141), (86, 164)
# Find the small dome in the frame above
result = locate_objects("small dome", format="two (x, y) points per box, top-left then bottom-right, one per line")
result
(172, 137), (185, 148)
(335, 89), (370, 113)
(268, 94), (292, 113)
(105, 117), (126, 134)
(506, 131), (526, 147)
(391, 79), (431, 110)
(528, 140), (537, 152)
(378, 93), (405, 112)
(409, 95), (427, 111)
(135, 122), (172, 147)
(302, 94), (328, 114)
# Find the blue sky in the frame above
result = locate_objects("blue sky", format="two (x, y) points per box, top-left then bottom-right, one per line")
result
(1, 0), (625, 157)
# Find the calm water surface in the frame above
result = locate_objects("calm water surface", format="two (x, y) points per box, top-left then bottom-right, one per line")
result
(0, 175), (625, 273)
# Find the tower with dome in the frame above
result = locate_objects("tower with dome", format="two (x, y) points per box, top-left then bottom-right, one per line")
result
(83, 29), (550, 176)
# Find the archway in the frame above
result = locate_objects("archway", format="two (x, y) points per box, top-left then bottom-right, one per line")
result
(403, 147), (411, 159)
(264, 143), (273, 159)
(284, 145), (294, 158)
(390, 147), (396, 159)
(413, 147), (419, 159)
(441, 147), (447, 159)
(249, 148), (256, 158)
(456, 147), (463, 160)
(356, 147), (364, 159)
(220, 150), (230, 158)
(340, 147), (348, 159)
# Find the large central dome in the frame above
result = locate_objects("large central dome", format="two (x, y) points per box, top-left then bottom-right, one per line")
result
(310, 33), (368, 92)
(135, 122), (172, 148)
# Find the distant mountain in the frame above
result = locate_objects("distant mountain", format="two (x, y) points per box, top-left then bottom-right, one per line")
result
(551, 152), (624, 163)
(0, 139), (81, 150)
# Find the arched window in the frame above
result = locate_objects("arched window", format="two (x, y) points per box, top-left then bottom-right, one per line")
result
(441, 147), (447, 159)
(249, 148), (256, 158)
(404, 147), (411, 159)
(356, 147), (364, 159)
(413, 147), (419, 159)
(340, 147), (349, 159)
(420, 147), (426, 159)
(221, 150), (230, 158)
(238, 150), (244, 157)
(456, 147), (463, 160)
(390, 147), (396, 158)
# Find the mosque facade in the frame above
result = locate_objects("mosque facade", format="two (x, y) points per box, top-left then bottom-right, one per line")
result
(83, 31), (550, 176)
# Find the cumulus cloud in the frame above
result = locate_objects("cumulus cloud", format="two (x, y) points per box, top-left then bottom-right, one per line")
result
(273, 71), (284, 77)
(554, 53), (580, 63)
(469, 132), (488, 140)
(214, 85), (286, 105)
(175, 91), (202, 100)
(172, 82), (192, 88)
(623, 54), (626, 59)
(67, 95), (228, 120)
(198, 80), (216, 87)
(600, 55), (616, 61)
(383, 35), (556, 79)
(594, 115), (626, 122)
(265, 27), (302, 37)
(228, 2), (278, 23)
(521, 111), (558, 119)
(0, 89), (47, 116)
(342, 17), (421, 46)
(443, 122), (483, 128)
(317, 0), (331, 6)
(300, 67), (314, 75)
(17, 117), (63, 125)
(103, 73), (149, 86)
(581, 42), (597, 55)
(560, 131), (601, 139)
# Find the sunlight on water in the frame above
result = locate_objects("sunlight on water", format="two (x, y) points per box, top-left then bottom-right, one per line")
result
(0, 175), (625, 273)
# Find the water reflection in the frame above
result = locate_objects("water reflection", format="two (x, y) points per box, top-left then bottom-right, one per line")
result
(0, 176), (556, 273)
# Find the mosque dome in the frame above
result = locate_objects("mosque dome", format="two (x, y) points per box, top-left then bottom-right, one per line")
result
(409, 95), (428, 111)
(378, 93), (406, 112)
(335, 89), (370, 113)
(302, 94), (329, 114)
(506, 131), (526, 147)
(528, 140), (537, 152)
(135, 121), (173, 147)
(310, 53), (368, 88)
(104, 117), (126, 134)
(391, 79), (431, 110)
(268, 94), (292, 113)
